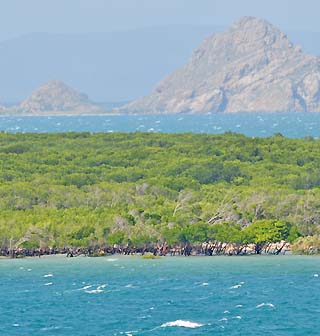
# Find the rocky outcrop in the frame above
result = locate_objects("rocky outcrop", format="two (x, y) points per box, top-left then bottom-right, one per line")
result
(16, 80), (105, 115)
(123, 17), (320, 113)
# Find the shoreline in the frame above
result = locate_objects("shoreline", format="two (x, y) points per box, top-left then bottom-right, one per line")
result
(4, 252), (320, 261)
(0, 246), (296, 259)
(0, 240), (300, 259)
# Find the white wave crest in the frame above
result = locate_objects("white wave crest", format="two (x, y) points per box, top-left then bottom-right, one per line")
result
(85, 289), (104, 294)
(79, 285), (92, 290)
(124, 331), (138, 336)
(43, 274), (53, 278)
(44, 282), (53, 286)
(97, 284), (107, 290)
(200, 282), (209, 286)
(160, 320), (203, 328)
(256, 303), (275, 308)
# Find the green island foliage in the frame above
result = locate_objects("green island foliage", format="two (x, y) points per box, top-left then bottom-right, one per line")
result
(0, 131), (319, 252)
(292, 235), (320, 254)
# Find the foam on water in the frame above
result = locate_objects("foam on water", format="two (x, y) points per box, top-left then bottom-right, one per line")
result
(160, 320), (204, 328)
(43, 273), (53, 278)
(40, 326), (61, 331)
(256, 303), (275, 308)
(79, 285), (92, 290)
(200, 282), (209, 286)
(84, 289), (104, 294)
(97, 284), (107, 290)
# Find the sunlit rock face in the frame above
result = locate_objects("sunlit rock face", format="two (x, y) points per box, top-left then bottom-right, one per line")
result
(18, 80), (104, 114)
(124, 17), (320, 114)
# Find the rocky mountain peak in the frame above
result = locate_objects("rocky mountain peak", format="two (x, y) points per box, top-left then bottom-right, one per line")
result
(124, 17), (320, 114)
(231, 16), (274, 31)
(230, 16), (293, 49)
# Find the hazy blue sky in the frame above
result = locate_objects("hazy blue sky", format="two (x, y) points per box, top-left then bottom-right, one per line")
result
(1, 0), (320, 41)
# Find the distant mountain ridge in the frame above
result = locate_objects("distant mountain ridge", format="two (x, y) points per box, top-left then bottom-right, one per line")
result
(1, 24), (320, 104)
(124, 17), (320, 113)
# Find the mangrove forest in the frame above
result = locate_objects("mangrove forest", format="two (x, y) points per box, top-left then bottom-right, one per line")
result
(0, 131), (319, 255)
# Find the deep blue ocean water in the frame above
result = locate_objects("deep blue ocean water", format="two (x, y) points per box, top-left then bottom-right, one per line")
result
(0, 256), (319, 335)
(1, 113), (320, 137)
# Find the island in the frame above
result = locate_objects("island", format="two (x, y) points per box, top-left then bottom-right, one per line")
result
(0, 132), (318, 257)
(123, 17), (320, 114)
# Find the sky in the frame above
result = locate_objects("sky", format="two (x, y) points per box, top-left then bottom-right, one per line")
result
(1, 0), (320, 41)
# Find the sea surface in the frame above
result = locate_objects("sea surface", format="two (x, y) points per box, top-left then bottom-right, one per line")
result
(0, 255), (319, 335)
(1, 113), (320, 137)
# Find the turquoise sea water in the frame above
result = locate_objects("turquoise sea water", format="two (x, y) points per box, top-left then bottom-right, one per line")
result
(1, 256), (319, 335)
(1, 113), (320, 137)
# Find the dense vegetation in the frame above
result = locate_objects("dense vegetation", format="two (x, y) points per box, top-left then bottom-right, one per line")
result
(0, 131), (319, 253)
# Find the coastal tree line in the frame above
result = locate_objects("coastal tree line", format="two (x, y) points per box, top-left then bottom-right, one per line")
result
(0, 132), (319, 255)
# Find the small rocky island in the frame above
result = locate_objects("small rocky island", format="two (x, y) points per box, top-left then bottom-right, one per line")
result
(124, 16), (320, 114)
(6, 80), (106, 115)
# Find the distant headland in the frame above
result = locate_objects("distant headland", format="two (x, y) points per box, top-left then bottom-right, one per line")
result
(123, 16), (320, 114)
